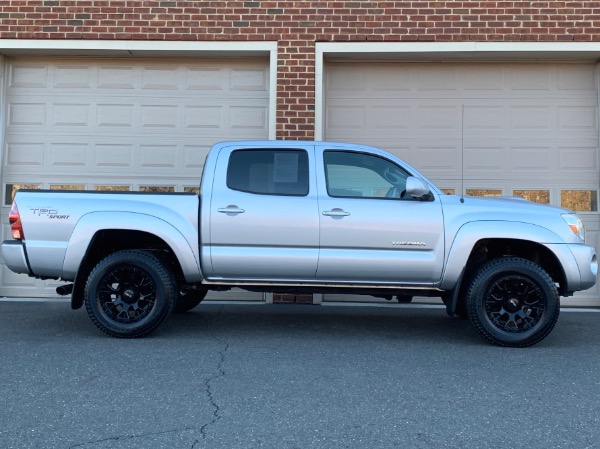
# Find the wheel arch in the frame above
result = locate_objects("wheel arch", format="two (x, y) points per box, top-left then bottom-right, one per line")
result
(442, 221), (566, 288)
(65, 212), (202, 309)
(442, 221), (568, 316)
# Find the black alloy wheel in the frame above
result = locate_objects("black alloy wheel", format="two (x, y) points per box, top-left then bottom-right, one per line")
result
(466, 257), (560, 347)
(84, 250), (177, 338)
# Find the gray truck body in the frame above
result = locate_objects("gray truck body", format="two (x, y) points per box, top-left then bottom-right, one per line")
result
(2, 140), (597, 345)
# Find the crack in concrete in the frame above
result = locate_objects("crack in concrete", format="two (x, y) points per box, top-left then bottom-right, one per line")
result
(192, 306), (229, 448)
(68, 426), (197, 448)
(69, 335), (230, 449)
(70, 306), (230, 449)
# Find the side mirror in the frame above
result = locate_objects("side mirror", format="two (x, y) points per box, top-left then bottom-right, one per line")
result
(405, 177), (431, 199)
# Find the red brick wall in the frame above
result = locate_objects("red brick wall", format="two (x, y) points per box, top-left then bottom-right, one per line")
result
(2, 1), (599, 140)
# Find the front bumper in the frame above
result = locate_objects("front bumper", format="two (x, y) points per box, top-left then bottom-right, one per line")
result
(548, 243), (598, 294)
(1, 240), (32, 275)
(567, 243), (598, 292)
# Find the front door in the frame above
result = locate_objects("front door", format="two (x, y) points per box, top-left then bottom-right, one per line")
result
(208, 145), (319, 281)
(316, 149), (445, 285)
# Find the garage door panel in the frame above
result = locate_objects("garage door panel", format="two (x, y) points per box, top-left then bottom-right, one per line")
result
(139, 144), (178, 168)
(328, 100), (597, 137)
(52, 103), (90, 127)
(558, 65), (597, 89)
(8, 102), (269, 137)
(417, 144), (462, 174)
(558, 105), (597, 129)
(0, 57), (270, 297)
(325, 105), (365, 131)
(464, 68), (504, 90)
(54, 64), (94, 88)
(8, 102), (46, 127)
(509, 146), (553, 174)
(327, 64), (597, 97)
(9, 60), (269, 96)
(464, 145), (506, 175)
(465, 105), (504, 130)
(415, 67), (458, 90)
(369, 105), (411, 130)
(230, 105), (268, 130)
(5, 142), (45, 166)
(183, 145), (210, 169)
(230, 67), (269, 91)
(141, 104), (179, 128)
(559, 145), (599, 172)
(49, 143), (89, 167)
(510, 106), (552, 129)
(94, 144), (134, 167)
(98, 66), (136, 89)
(510, 66), (554, 90)
(8, 63), (48, 88)
(184, 105), (223, 129)
(98, 103), (135, 127)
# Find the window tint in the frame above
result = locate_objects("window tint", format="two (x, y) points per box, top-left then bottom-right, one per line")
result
(227, 149), (309, 196)
(324, 151), (410, 199)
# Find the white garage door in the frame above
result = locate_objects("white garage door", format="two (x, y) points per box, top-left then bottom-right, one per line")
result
(0, 57), (270, 298)
(324, 61), (600, 306)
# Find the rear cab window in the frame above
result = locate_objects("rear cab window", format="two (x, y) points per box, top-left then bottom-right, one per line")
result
(227, 149), (309, 196)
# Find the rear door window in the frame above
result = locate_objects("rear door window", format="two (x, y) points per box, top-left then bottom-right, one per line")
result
(227, 149), (309, 196)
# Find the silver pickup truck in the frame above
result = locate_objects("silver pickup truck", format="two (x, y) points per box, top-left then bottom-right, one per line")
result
(2, 141), (597, 346)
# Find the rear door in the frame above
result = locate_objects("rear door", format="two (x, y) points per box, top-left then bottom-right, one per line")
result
(207, 145), (319, 280)
(316, 148), (445, 285)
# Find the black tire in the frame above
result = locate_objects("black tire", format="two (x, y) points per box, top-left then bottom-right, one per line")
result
(174, 288), (207, 313)
(84, 250), (177, 338)
(466, 257), (560, 347)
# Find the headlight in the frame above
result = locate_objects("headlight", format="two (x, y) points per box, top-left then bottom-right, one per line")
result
(562, 213), (585, 241)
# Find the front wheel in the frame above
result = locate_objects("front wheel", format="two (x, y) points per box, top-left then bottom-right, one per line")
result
(466, 257), (560, 347)
(84, 250), (177, 338)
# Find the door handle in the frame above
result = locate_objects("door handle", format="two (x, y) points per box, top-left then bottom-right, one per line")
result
(322, 208), (350, 217)
(218, 206), (245, 214)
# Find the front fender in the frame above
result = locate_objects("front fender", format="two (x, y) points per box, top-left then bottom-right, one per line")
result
(62, 211), (203, 283)
(440, 220), (566, 290)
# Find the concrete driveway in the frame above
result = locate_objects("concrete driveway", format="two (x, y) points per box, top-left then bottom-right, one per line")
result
(0, 300), (599, 449)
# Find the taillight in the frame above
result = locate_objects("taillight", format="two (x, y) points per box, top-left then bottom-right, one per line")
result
(9, 202), (24, 240)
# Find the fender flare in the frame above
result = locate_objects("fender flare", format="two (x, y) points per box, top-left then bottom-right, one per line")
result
(440, 220), (565, 291)
(62, 211), (202, 283)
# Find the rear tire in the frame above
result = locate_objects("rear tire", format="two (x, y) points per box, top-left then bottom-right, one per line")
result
(466, 257), (560, 347)
(84, 250), (177, 338)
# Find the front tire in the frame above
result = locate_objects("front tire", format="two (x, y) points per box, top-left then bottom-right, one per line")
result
(466, 257), (560, 347)
(84, 250), (177, 338)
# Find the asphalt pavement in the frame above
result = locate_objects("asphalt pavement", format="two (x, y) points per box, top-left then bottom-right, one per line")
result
(0, 300), (599, 449)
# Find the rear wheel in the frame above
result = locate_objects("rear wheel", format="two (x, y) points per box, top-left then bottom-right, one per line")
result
(466, 257), (560, 347)
(84, 250), (177, 338)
